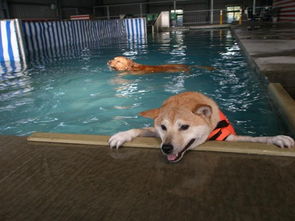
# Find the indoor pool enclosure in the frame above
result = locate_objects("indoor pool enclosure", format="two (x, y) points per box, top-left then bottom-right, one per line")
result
(0, 18), (293, 138)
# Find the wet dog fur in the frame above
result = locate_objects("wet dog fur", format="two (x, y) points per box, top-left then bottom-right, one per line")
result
(108, 92), (294, 163)
(107, 56), (214, 75)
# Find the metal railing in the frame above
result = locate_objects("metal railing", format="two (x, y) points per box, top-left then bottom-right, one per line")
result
(93, 0), (179, 20)
(92, 1), (273, 26)
(92, 1), (239, 26)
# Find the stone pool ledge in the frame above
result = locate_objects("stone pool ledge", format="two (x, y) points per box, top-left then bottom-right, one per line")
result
(28, 132), (295, 158)
(269, 83), (295, 134)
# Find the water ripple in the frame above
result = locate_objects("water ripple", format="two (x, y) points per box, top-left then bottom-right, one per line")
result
(0, 30), (290, 136)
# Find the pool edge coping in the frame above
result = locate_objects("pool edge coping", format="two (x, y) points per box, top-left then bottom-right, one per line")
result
(27, 131), (295, 158)
(268, 83), (295, 134)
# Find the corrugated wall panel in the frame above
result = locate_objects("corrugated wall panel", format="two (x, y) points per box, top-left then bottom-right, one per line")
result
(0, 19), (26, 76)
(124, 18), (146, 40)
(0, 19), (21, 62)
(273, 0), (295, 22)
(22, 18), (146, 61)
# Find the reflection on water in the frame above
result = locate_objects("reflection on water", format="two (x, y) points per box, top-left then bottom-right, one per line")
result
(164, 74), (186, 94)
(0, 29), (291, 137)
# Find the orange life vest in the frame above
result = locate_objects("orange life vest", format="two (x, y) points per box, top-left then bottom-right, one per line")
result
(207, 111), (236, 141)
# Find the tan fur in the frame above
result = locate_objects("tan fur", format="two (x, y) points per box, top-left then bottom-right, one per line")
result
(108, 91), (294, 163)
(107, 56), (214, 74)
(140, 92), (220, 131)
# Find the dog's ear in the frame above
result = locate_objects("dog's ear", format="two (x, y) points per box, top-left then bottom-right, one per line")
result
(193, 104), (212, 118)
(139, 108), (160, 119)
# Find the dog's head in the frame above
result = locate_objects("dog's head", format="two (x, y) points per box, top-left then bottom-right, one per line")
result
(107, 56), (135, 71)
(140, 104), (212, 163)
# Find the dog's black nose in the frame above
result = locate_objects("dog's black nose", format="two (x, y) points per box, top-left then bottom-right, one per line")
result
(162, 144), (173, 154)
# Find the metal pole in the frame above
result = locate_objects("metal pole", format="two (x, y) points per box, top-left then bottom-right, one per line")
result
(140, 3), (143, 17)
(173, 0), (176, 12)
(93, 7), (96, 18)
(210, 0), (214, 24)
(253, 0), (256, 17)
(239, 9), (242, 24)
(106, 6), (110, 19)
(219, 10), (223, 25)
(56, 0), (62, 20)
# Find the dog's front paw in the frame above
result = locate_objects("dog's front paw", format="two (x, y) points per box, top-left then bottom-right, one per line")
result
(269, 135), (295, 148)
(108, 129), (139, 149)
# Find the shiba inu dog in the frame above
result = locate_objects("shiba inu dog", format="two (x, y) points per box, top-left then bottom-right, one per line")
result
(107, 56), (214, 75)
(108, 92), (294, 163)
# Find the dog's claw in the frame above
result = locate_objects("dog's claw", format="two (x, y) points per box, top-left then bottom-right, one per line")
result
(108, 129), (138, 149)
(270, 135), (294, 148)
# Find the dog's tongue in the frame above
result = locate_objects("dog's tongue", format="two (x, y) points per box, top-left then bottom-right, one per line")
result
(167, 153), (178, 161)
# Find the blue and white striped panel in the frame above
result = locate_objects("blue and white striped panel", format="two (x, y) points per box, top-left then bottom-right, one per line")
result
(124, 18), (147, 40)
(273, 0), (295, 21)
(91, 19), (126, 40)
(0, 20), (21, 62)
(22, 19), (128, 61)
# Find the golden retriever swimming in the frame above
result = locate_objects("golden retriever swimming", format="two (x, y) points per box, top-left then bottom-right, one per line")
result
(108, 56), (214, 74)
(109, 91), (294, 163)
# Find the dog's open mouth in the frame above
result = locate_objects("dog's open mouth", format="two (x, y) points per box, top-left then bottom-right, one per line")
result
(166, 138), (196, 163)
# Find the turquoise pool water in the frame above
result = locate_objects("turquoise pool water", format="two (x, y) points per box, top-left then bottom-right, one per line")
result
(0, 29), (290, 136)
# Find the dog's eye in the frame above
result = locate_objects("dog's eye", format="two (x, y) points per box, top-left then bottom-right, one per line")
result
(161, 125), (167, 131)
(180, 124), (190, 131)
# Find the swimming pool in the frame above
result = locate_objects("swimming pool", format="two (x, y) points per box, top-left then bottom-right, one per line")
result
(0, 29), (290, 136)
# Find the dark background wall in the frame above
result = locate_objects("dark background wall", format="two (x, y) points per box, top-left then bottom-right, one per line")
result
(3, 0), (272, 21)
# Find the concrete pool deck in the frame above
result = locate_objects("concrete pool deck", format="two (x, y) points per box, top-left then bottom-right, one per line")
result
(1, 135), (295, 220)
(1, 22), (295, 220)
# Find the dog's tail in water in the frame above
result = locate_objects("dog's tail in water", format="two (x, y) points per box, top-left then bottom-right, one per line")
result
(191, 65), (215, 71)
